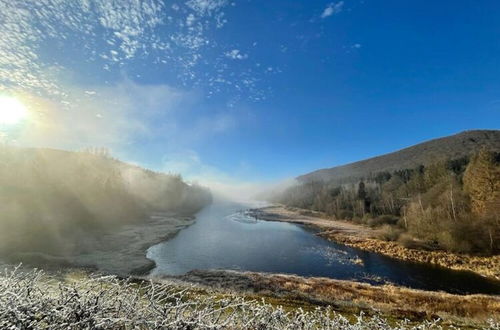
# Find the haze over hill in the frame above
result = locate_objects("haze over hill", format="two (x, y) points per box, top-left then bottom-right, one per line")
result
(0, 146), (211, 272)
(298, 130), (500, 183)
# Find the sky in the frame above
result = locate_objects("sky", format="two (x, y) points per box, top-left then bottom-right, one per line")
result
(1, 0), (500, 190)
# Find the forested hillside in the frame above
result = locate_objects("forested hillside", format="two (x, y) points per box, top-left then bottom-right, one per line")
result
(299, 130), (500, 184)
(274, 148), (500, 255)
(0, 146), (211, 255)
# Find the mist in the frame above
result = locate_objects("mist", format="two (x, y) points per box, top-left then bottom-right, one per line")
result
(0, 145), (211, 259)
(196, 178), (297, 206)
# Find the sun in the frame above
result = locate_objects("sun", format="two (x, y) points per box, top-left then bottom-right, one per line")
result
(0, 96), (28, 125)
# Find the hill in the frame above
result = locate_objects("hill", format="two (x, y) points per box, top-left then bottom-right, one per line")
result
(298, 130), (500, 183)
(274, 131), (500, 255)
(0, 146), (211, 258)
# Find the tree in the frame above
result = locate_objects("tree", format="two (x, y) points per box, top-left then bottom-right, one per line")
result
(463, 148), (500, 215)
(357, 181), (371, 215)
(357, 181), (366, 200)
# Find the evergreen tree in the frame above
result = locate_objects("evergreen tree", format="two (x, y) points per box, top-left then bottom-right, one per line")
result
(357, 181), (366, 200)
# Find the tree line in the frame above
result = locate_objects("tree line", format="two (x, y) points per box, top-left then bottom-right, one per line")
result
(273, 149), (500, 255)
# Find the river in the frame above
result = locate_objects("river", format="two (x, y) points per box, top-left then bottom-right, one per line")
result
(147, 200), (500, 295)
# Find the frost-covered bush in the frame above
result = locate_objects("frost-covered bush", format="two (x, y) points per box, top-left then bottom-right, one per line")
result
(0, 267), (472, 329)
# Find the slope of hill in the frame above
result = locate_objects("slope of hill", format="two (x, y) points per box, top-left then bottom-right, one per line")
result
(298, 130), (500, 183)
(0, 146), (211, 260)
(274, 130), (500, 256)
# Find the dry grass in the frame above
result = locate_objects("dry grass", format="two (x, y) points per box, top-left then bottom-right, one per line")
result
(259, 273), (500, 319)
(177, 269), (500, 327)
(0, 266), (461, 329)
(322, 233), (500, 280)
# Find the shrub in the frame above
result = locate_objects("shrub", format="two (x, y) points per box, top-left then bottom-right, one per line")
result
(398, 233), (420, 249)
(362, 213), (372, 223)
(339, 210), (353, 220)
(0, 267), (447, 329)
(437, 230), (473, 254)
(368, 215), (399, 228)
(377, 225), (403, 241)
(352, 216), (362, 224)
(397, 234), (439, 251)
(352, 217), (365, 225)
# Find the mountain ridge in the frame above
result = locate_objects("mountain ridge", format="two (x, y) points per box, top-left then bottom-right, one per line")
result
(297, 130), (500, 183)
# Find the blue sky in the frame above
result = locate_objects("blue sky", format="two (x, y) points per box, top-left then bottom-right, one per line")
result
(1, 0), (500, 187)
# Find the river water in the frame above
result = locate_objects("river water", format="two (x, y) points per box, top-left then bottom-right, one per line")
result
(147, 200), (500, 295)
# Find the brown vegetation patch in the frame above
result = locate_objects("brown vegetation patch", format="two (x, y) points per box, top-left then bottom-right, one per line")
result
(177, 269), (500, 325)
(321, 232), (500, 280)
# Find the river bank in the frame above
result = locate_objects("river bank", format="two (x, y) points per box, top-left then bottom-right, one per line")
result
(5, 266), (496, 329)
(169, 269), (500, 326)
(249, 205), (500, 281)
(6, 212), (195, 276)
(2, 201), (499, 327)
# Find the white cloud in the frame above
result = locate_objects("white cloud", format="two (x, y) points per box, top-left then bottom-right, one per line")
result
(12, 79), (187, 150)
(225, 49), (248, 60)
(186, 14), (196, 26)
(0, 0), (284, 194)
(0, 0), (236, 99)
(0, 0), (170, 97)
(4, 74), (245, 164)
(186, 0), (228, 16)
(321, 1), (344, 19)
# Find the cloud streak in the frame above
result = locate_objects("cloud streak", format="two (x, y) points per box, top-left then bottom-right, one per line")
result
(321, 1), (344, 19)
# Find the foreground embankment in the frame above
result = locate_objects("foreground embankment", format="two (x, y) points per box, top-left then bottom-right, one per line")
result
(1, 266), (468, 330)
(2, 265), (498, 328)
(249, 205), (500, 280)
(172, 269), (500, 327)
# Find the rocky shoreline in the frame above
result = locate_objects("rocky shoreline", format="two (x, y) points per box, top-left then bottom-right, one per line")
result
(249, 205), (500, 281)
(320, 231), (500, 281)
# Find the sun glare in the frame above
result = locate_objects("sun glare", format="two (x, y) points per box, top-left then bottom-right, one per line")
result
(0, 96), (28, 125)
